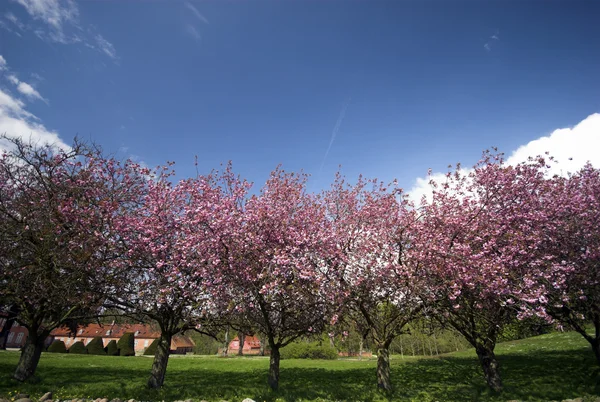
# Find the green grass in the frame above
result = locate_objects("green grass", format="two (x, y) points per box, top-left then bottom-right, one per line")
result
(1, 331), (598, 401)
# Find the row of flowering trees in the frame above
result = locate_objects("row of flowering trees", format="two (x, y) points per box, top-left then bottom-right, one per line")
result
(0, 136), (598, 393)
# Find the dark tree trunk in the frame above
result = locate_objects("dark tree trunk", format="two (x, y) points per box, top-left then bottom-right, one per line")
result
(222, 327), (229, 356)
(268, 344), (281, 390)
(475, 345), (503, 392)
(237, 331), (245, 356)
(259, 335), (266, 356)
(376, 345), (392, 391)
(13, 328), (46, 382)
(359, 339), (364, 360)
(591, 339), (600, 366)
(147, 332), (172, 389)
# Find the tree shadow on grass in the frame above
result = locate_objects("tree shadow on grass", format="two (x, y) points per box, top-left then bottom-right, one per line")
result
(0, 348), (598, 401)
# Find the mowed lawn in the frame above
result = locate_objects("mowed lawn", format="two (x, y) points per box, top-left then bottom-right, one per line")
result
(1, 332), (599, 402)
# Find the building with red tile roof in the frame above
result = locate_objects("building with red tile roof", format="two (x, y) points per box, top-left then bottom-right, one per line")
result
(227, 335), (264, 355)
(3, 321), (194, 354)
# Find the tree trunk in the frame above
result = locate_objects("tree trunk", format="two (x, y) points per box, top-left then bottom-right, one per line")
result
(259, 336), (266, 356)
(399, 337), (404, 359)
(237, 332), (245, 356)
(376, 345), (392, 391)
(475, 345), (503, 392)
(268, 344), (280, 391)
(223, 327), (229, 357)
(359, 339), (363, 360)
(591, 339), (600, 366)
(147, 332), (172, 389)
(13, 328), (46, 382)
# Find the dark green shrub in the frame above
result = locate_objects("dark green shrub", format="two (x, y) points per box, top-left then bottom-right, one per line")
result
(47, 340), (67, 353)
(69, 341), (87, 354)
(117, 332), (135, 356)
(144, 338), (159, 355)
(281, 341), (338, 360)
(106, 339), (119, 356)
(86, 336), (106, 355)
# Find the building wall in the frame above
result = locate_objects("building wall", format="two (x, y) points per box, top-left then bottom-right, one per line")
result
(51, 335), (155, 352)
(4, 325), (28, 348)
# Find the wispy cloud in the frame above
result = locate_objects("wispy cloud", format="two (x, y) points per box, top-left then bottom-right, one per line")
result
(6, 74), (48, 104)
(95, 34), (118, 61)
(320, 98), (351, 173)
(7, 0), (118, 61)
(15, 0), (79, 43)
(0, 55), (6, 70)
(5, 12), (26, 31)
(184, 2), (209, 24)
(484, 30), (500, 52)
(185, 24), (202, 41)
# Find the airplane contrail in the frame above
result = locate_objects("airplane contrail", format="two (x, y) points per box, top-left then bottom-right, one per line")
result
(320, 97), (351, 174)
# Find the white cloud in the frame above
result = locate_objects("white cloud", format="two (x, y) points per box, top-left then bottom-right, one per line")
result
(7, 75), (19, 85)
(185, 24), (202, 41)
(4, 12), (26, 31)
(17, 81), (47, 103)
(407, 113), (600, 203)
(506, 113), (600, 175)
(184, 2), (209, 24)
(0, 55), (66, 151)
(95, 34), (118, 60)
(6, 74), (48, 104)
(10, 0), (118, 61)
(0, 88), (69, 152)
(16, 0), (79, 43)
(484, 30), (499, 52)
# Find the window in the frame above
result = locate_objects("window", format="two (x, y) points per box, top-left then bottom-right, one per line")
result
(78, 329), (83, 335)
(7, 332), (14, 343)
(16, 332), (24, 343)
(106, 330), (111, 336)
(134, 340), (139, 347)
(144, 340), (149, 347)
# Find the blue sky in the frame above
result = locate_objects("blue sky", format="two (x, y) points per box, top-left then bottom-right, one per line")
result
(1, 0), (599, 194)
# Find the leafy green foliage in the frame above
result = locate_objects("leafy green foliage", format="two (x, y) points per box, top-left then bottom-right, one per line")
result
(144, 339), (159, 356)
(117, 332), (135, 356)
(46, 340), (67, 354)
(68, 341), (87, 354)
(281, 341), (338, 360)
(105, 340), (118, 356)
(188, 332), (221, 355)
(86, 337), (106, 355)
(499, 318), (553, 342)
